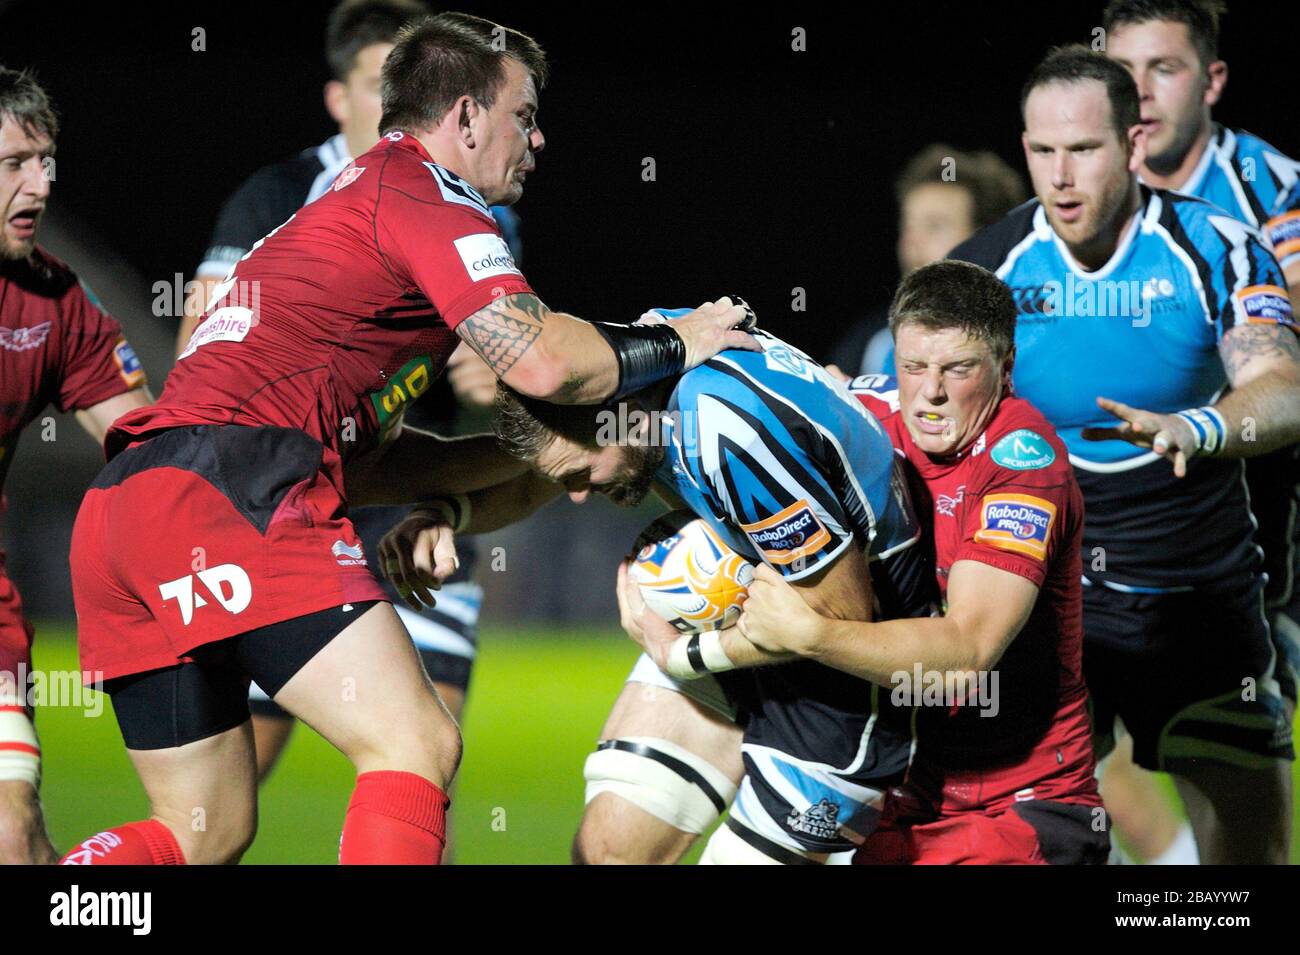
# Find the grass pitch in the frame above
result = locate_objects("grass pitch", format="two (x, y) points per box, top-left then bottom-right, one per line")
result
(29, 622), (1300, 864)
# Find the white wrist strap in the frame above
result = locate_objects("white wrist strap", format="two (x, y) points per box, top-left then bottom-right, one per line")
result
(1175, 406), (1227, 457)
(664, 630), (736, 680)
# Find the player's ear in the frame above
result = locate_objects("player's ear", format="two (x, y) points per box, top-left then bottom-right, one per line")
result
(456, 95), (480, 146)
(1126, 122), (1146, 172)
(1001, 345), (1016, 390)
(324, 80), (349, 126)
(1203, 59), (1227, 108)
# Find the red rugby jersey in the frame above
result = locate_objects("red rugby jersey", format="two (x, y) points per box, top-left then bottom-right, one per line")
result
(851, 375), (1098, 812)
(1, 246), (146, 497)
(108, 131), (533, 486)
(1, 247), (146, 671)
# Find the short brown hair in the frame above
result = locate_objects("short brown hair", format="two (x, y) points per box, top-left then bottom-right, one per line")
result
(0, 66), (57, 141)
(889, 260), (1016, 360)
(1102, 0), (1226, 67)
(379, 12), (548, 136)
(325, 0), (428, 82)
(494, 387), (610, 462)
(1021, 44), (1141, 140)
(895, 144), (1027, 230)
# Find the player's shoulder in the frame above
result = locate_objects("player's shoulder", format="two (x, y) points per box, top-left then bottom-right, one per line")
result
(1, 245), (79, 300)
(1224, 126), (1296, 167)
(947, 199), (1042, 272)
(368, 130), (496, 220)
(1156, 184), (1245, 237)
(845, 372), (901, 423)
(970, 395), (1073, 485)
(228, 147), (324, 209)
(1154, 185), (1270, 271)
(677, 331), (845, 435)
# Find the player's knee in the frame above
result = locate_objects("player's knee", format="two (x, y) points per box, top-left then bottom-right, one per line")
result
(575, 737), (737, 864)
(0, 783), (48, 864)
(164, 796), (258, 865)
(176, 816), (257, 865)
(572, 799), (677, 865)
(572, 806), (638, 865)
(356, 695), (462, 787)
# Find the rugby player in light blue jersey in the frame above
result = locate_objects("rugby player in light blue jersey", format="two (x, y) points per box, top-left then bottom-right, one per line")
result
(396, 321), (936, 864)
(1103, 0), (1300, 864)
(950, 45), (1299, 864)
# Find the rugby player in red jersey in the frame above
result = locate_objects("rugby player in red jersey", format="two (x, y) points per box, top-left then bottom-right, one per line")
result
(734, 261), (1108, 864)
(58, 13), (753, 866)
(0, 67), (151, 864)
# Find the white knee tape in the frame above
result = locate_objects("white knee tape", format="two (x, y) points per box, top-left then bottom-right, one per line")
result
(583, 736), (737, 835)
(0, 703), (40, 788)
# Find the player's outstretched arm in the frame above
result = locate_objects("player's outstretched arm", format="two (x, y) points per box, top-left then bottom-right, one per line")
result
(455, 293), (757, 404)
(737, 560), (1038, 686)
(377, 472), (562, 609)
(345, 424), (529, 506)
(1082, 324), (1300, 475)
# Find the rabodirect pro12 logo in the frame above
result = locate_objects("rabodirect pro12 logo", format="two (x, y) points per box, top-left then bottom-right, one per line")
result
(974, 493), (1056, 561)
(740, 499), (831, 566)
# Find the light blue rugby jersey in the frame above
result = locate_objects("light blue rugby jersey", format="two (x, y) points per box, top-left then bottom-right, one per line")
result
(1167, 125), (1300, 272)
(951, 187), (1294, 588)
(647, 321), (920, 580)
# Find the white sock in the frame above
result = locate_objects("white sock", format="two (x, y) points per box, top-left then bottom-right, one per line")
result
(1148, 823), (1199, 865)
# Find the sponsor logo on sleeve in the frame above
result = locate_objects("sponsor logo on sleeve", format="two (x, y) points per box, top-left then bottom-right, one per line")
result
(453, 232), (522, 282)
(1265, 210), (1300, 263)
(113, 338), (145, 387)
(974, 493), (1057, 561)
(1233, 284), (1295, 327)
(740, 499), (832, 566)
(990, 429), (1055, 470)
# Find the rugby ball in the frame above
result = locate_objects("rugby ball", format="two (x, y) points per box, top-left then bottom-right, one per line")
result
(628, 511), (754, 634)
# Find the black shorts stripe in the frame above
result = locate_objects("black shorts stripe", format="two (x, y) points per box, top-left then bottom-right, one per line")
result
(724, 816), (819, 866)
(596, 739), (726, 815)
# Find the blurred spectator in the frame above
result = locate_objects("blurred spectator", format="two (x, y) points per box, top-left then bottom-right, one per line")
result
(828, 144), (1026, 375)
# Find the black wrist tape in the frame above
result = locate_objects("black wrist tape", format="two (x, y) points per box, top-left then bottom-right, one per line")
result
(591, 321), (687, 398)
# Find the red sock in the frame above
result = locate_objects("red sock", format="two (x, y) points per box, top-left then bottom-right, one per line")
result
(59, 820), (186, 865)
(339, 771), (449, 865)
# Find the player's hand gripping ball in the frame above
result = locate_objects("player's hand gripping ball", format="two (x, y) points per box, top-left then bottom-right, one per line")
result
(628, 511), (754, 634)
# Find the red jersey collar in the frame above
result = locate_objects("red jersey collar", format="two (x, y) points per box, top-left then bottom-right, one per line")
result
(381, 130), (433, 162)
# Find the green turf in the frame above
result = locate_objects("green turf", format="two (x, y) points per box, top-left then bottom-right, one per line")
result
(34, 622), (647, 864)
(27, 622), (1300, 864)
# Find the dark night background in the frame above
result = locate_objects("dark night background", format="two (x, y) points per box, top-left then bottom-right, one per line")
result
(2, 0), (1297, 618)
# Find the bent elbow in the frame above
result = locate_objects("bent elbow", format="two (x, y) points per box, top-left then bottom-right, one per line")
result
(502, 352), (576, 402)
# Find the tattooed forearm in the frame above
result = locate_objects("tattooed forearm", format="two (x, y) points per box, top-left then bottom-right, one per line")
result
(1218, 323), (1300, 383)
(457, 293), (546, 376)
(1214, 323), (1300, 456)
